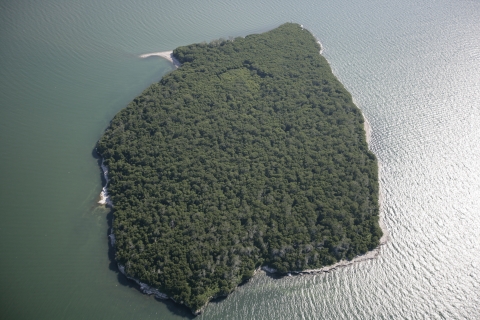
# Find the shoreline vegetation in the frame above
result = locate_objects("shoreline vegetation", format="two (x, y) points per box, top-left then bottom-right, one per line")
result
(97, 23), (385, 315)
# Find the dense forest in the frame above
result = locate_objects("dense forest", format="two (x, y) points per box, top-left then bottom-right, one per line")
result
(97, 23), (382, 314)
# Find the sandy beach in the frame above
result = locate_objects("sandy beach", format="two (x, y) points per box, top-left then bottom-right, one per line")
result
(363, 113), (372, 145)
(139, 50), (182, 68)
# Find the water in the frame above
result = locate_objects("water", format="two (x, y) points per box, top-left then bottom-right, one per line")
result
(1, 0), (479, 319)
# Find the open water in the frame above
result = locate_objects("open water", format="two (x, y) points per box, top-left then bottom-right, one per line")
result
(1, 0), (479, 319)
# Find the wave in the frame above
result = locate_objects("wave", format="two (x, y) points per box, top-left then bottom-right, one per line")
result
(98, 159), (113, 207)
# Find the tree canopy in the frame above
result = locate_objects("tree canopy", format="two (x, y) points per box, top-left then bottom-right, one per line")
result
(97, 23), (381, 314)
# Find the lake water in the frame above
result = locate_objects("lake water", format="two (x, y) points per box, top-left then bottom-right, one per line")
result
(1, 0), (479, 319)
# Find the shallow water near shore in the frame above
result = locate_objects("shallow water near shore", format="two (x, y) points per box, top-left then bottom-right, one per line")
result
(1, 0), (479, 319)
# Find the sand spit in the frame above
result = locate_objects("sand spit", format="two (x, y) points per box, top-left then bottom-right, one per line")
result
(139, 50), (182, 68)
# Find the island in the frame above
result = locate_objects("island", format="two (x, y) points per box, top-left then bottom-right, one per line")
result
(96, 23), (382, 315)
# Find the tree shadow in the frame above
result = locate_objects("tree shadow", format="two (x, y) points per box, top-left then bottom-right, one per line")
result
(92, 148), (106, 186)
(264, 271), (286, 280)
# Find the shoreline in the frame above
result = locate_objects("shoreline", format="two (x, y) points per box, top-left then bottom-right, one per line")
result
(262, 218), (388, 276)
(101, 162), (202, 313)
(109, 224), (211, 315)
(363, 113), (372, 145)
(262, 113), (388, 276)
(139, 50), (182, 68)
(253, 70), (386, 272)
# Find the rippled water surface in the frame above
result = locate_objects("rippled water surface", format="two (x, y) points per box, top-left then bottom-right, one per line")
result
(1, 0), (479, 319)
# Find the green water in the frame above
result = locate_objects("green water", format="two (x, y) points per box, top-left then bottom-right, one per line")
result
(0, 2), (176, 318)
(1, 0), (479, 319)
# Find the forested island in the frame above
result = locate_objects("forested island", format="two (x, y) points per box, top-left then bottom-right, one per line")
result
(97, 23), (382, 314)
